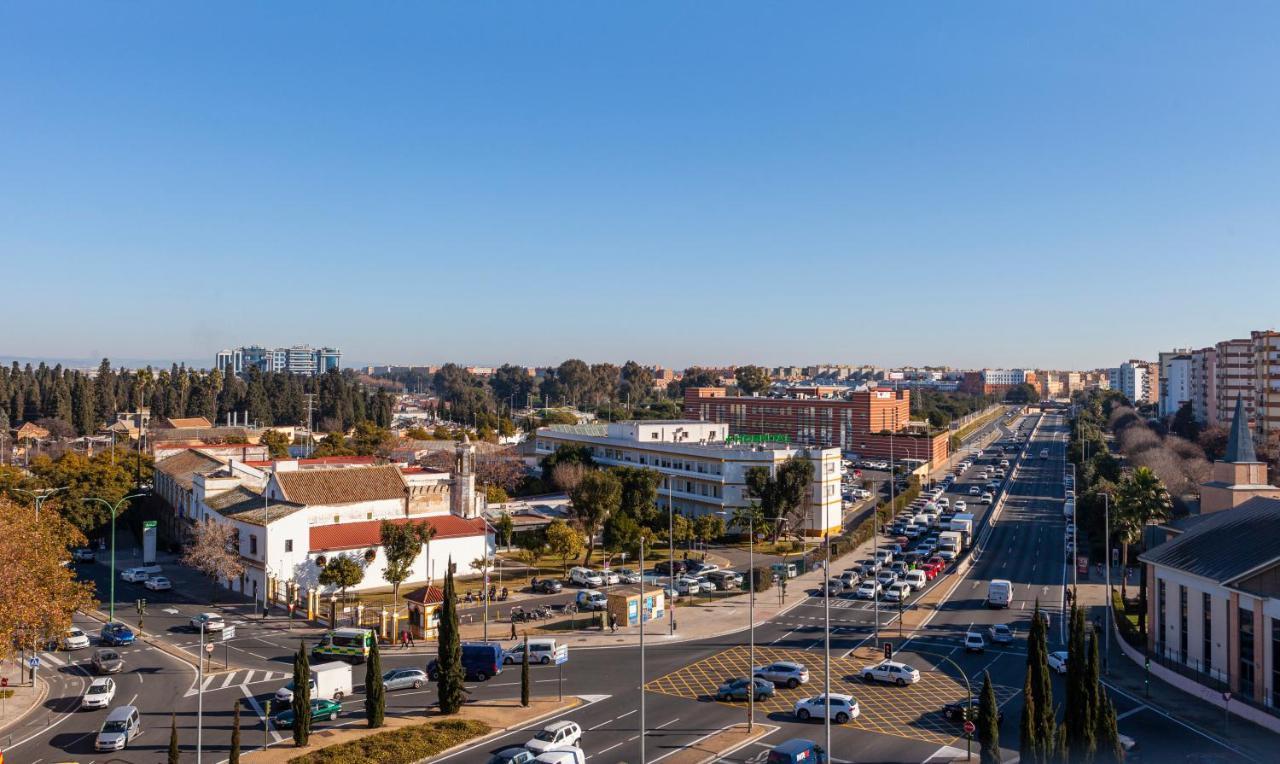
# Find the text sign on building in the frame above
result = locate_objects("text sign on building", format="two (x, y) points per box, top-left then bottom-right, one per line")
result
(725, 433), (791, 445)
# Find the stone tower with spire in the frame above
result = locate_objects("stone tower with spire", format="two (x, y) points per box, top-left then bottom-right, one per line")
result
(450, 434), (478, 518)
(1199, 395), (1280, 513)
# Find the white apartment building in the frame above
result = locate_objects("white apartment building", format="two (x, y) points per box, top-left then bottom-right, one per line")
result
(1110, 361), (1156, 405)
(1217, 338), (1255, 429)
(533, 420), (844, 536)
(1160, 350), (1194, 418)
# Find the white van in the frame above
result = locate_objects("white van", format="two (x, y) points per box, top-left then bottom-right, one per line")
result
(504, 638), (563, 665)
(95, 705), (142, 751)
(987, 579), (1013, 609)
(903, 570), (927, 591)
(275, 661), (353, 702)
(568, 567), (603, 587)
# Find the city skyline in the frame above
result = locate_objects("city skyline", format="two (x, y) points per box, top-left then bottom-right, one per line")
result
(4, 3), (1280, 368)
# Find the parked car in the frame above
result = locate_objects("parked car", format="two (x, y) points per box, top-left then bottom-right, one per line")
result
(594, 569), (620, 586)
(716, 677), (775, 702)
(81, 677), (116, 709)
(568, 567), (604, 587)
(189, 613), (225, 632)
(614, 568), (641, 584)
(753, 661), (809, 689)
(861, 660), (921, 686)
(274, 698), (342, 728)
(382, 668), (427, 690)
(794, 693), (859, 724)
(99, 623), (135, 646)
(92, 648), (124, 675)
(525, 721), (583, 754)
(530, 577), (563, 594)
(652, 560), (687, 577)
(144, 576), (172, 591)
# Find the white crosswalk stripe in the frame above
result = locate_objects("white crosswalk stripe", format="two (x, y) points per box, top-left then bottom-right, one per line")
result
(40, 652), (65, 667)
(183, 669), (291, 696)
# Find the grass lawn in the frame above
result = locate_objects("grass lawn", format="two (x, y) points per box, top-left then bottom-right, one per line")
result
(287, 718), (489, 764)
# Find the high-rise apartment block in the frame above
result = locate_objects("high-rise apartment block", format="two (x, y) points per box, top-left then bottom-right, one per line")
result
(1109, 360), (1157, 404)
(215, 345), (341, 377)
(1158, 349), (1194, 418)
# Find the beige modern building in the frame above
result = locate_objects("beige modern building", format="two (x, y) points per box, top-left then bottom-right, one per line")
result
(1253, 330), (1280, 444)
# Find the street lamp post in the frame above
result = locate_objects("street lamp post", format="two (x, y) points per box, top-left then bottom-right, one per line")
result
(1104, 491), (1112, 674)
(935, 654), (974, 760)
(667, 479), (676, 635)
(639, 533), (646, 764)
(10, 486), (68, 519)
(823, 531), (832, 759)
(82, 494), (146, 623)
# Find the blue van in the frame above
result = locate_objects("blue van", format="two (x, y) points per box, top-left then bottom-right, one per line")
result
(427, 642), (504, 682)
(767, 739), (827, 764)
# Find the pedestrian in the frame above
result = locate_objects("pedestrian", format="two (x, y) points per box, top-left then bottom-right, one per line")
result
(399, 629), (409, 649)
(609, 613), (617, 633)
(511, 620), (517, 640)
(407, 630), (415, 648)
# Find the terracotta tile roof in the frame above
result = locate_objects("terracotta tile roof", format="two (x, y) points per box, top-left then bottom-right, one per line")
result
(309, 514), (487, 552)
(403, 585), (445, 605)
(154, 449), (227, 490)
(163, 417), (214, 429)
(274, 465), (407, 505)
(15, 422), (50, 440)
(205, 486), (306, 526)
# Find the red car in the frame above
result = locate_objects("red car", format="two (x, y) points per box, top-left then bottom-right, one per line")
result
(924, 558), (946, 577)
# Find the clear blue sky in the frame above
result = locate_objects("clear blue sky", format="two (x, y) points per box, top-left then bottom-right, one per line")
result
(4, 3), (1279, 370)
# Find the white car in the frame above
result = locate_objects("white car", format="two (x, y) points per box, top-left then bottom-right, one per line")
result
(144, 576), (173, 591)
(953, 500), (967, 512)
(969, 486), (981, 496)
(980, 492), (994, 504)
(594, 569), (620, 586)
(568, 567), (604, 587)
(1047, 651), (1068, 675)
(794, 693), (859, 723)
(964, 632), (985, 653)
(525, 720), (583, 754)
(61, 626), (91, 650)
(861, 660), (921, 686)
(854, 581), (881, 600)
(613, 568), (641, 584)
(81, 677), (116, 709)
(189, 613), (225, 632)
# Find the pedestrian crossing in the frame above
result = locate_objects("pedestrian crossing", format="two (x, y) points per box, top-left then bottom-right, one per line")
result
(182, 668), (291, 697)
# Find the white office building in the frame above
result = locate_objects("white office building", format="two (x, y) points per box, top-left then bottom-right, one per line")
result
(215, 345), (341, 377)
(532, 420), (844, 536)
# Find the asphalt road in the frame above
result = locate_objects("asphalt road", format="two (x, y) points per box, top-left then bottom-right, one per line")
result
(10, 412), (1251, 763)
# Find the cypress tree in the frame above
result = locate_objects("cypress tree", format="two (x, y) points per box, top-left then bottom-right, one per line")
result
(366, 637), (385, 727)
(230, 701), (241, 764)
(168, 713), (180, 763)
(1065, 605), (1093, 754)
(1093, 688), (1125, 763)
(1019, 669), (1039, 760)
(1022, 601), (1058, 764)
(521, 637), (531, 707)
(978, 670), (1000, 764)
(292, 639), (312, 746)
(437, 557), (465, 714)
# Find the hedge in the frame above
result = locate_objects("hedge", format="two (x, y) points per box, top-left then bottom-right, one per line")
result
(1112, 589), (1144, 648)
(750, 566), (773, 593)
(288, 718), (489, 764)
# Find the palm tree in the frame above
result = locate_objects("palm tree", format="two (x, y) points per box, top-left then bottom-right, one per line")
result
(730, 503), (764, 539)
(1113, 467), (1171, 599)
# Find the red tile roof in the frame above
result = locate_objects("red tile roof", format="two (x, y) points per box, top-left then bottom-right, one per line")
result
(275, 465), (407, 505)
(308, 514), (487, 552)
(403, 585), (445, 605)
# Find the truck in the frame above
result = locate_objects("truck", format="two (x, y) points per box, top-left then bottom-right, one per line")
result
(937, 531), (963, 560)
(987, 579), (1013, 609)
(949, 513), (974, 545)
(274, 660), (353, 703)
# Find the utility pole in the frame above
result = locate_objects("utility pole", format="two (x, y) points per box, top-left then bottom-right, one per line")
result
(303, 393), (317, 457)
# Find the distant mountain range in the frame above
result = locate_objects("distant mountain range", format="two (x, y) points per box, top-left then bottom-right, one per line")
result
(0, 355), (208, 371)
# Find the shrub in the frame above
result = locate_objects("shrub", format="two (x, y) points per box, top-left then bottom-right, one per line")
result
(288, 718), (489, 764)
(1112, 589), (1143, 647)
(750, 566), (773, 593)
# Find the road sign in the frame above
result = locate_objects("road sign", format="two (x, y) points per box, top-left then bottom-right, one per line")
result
(553, 645), (569, 665)
(222, 626), (237, 641)
(1076, 555), (1088, 575)
(883, 642), (892, 659)
(1223, 691), (1232, 702)
(205, 643), (215, 654)
(143, 520), (157, 529)
(2, 677), (8, 687)
(27, 657), (39, 669)
(963, 720), (976, 734)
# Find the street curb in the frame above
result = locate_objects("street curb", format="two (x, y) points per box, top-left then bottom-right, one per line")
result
(409, 696), (587, 764)
(81, 607), (240, 675)
(0, 675), (49, 740)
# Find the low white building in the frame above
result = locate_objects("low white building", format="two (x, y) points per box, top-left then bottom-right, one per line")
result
(532, 420), (843, 535)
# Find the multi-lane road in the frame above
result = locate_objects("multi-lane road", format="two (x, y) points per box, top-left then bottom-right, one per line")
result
(8, 412), (1251, 763)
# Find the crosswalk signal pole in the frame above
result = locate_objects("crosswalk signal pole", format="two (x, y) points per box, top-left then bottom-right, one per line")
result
(197, 622), (205, 763)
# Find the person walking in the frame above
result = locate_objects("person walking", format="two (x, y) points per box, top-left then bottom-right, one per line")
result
(407, 630), (415, 648)
(510, 620), (517, 640)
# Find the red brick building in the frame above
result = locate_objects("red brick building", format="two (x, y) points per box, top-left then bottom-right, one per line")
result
(682, 387), (950, 468)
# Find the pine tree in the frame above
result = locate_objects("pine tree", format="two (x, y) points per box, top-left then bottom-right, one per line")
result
(366, 637), (385, 728)
(168, 713), (180, 763)
(978, 670), (1000, 764)
(230, 701), (241, 763)
(292, 639), (312, 746)
(437, 557), (466, 713)
(521, 637), (531, 707)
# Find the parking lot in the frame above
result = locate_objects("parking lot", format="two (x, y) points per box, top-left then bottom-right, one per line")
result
(645, 644), (1019, 746)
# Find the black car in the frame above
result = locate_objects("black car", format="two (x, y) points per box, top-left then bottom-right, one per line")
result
(653, 560), (687, 576)
(530, 578), (562, 594)
(942, 701), (1003, 724)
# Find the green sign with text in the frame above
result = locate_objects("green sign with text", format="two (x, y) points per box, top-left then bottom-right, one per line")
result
(725, 433), (790, 445)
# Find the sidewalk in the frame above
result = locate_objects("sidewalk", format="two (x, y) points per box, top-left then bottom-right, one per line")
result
(1075, 575), (1277, 761)
(0, 655), (47, 738)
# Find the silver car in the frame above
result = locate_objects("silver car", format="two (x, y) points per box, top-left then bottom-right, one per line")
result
(92, 648), (124, 675)
(753, 660), (810, 689)
(381, 668), (426, 690)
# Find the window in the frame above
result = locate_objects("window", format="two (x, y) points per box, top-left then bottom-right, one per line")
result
(1156, 579), (1166, 653)
(366, 512), (373, 520)
(333, 515), (340, 524)
(1179, 586), (1188, 662)
(285, 539), (294, 553)
(1240, 608), (1256, 697)
(1204, 592), (1213, 676)
(249, 535), (258, 556)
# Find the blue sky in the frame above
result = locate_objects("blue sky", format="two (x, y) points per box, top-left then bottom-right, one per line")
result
(3, 3), (1279, 370)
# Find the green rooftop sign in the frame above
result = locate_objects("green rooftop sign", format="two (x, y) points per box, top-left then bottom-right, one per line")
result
(725, 433), (790, 445)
